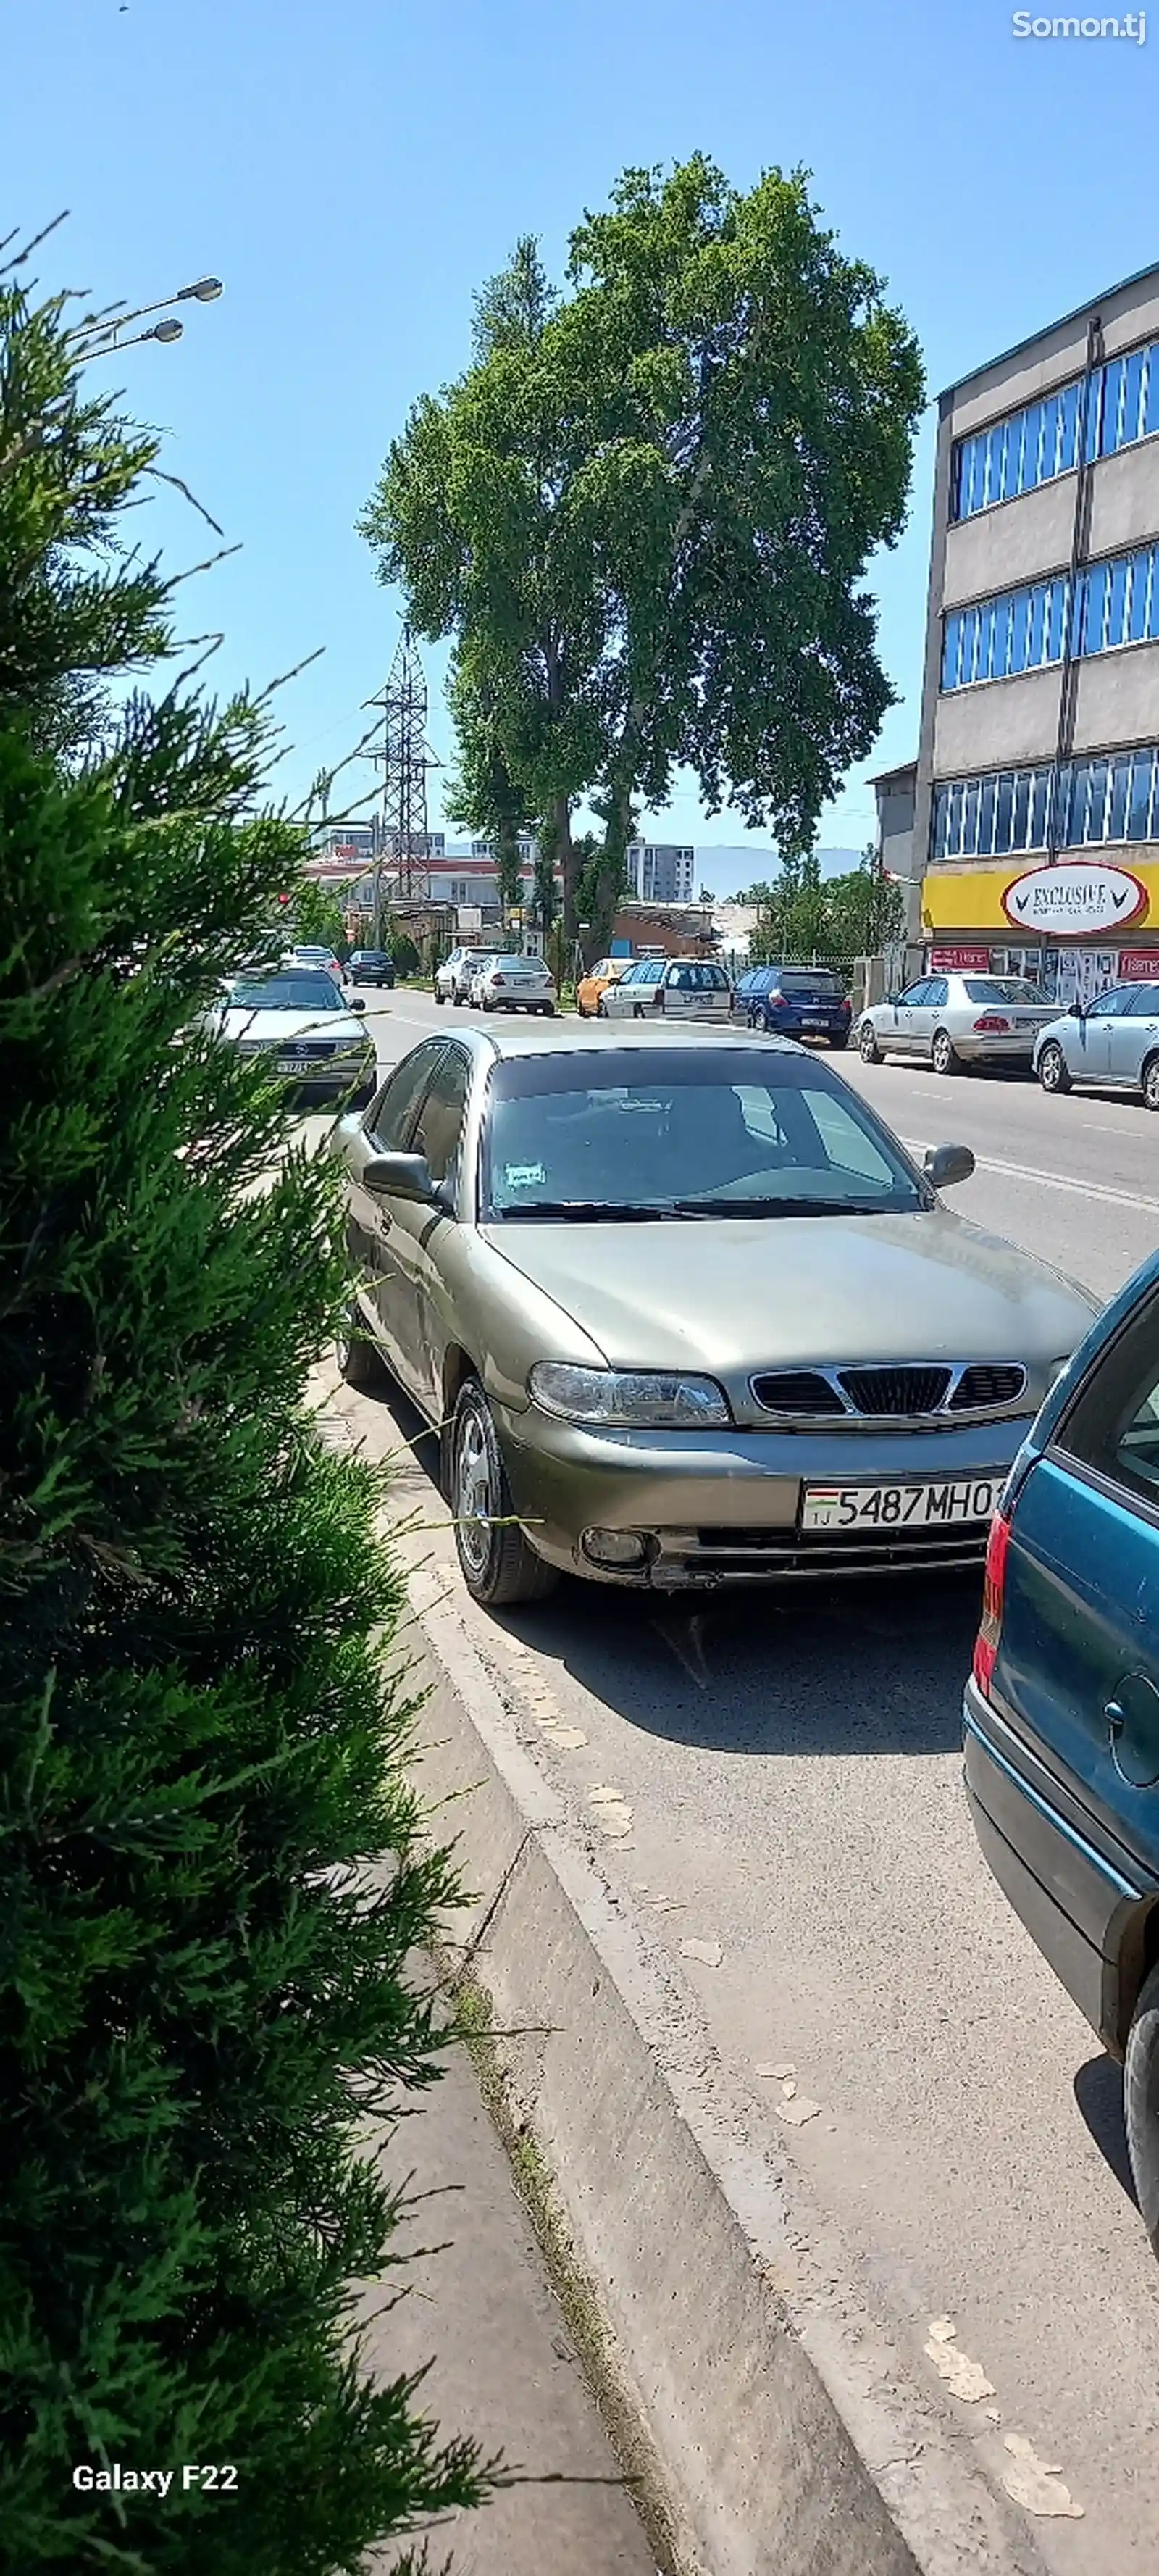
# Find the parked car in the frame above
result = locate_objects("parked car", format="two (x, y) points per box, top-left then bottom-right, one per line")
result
(577, 957), (627, 1017)
(963, 1251), (1159, 2251)
(732, 964), (852, 1049)
(213, 967), (376, 1106)
(468, 953), (556, 1014)
(285, 943), (346, 988)
(328, 1021), (1095, 1608)
(858, 972), (1056, 1075)
(1034, 980), (1159, 1107)
(436, 948), (514, 1005)
(600, 957), (733, 1022)
(347, 949), (396, 989)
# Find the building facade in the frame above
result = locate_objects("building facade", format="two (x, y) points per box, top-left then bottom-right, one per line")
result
(916, 261), (1159, 1006)
(624, 841), (696, 904)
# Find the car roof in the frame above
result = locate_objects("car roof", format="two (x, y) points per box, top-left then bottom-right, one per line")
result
(463, 1019), (806, 1060)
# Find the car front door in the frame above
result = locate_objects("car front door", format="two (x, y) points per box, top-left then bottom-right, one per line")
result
(1068, 985), (1129, 1083)
(1112, 983), (1159, 1089)
(346, 1041), (447, 1382)
(390, 1043), (474, 1415)
(622, 962), (664, 1015)
(881, 979), (929, 1054)
(910, 975), (948, 1059)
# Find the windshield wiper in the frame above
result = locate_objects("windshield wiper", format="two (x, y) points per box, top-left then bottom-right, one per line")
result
(493, 1199), (695, 1222)
(669, 1195), (887, 1217)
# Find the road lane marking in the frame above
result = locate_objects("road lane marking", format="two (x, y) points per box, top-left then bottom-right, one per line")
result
(903, 1140), (1159, 1217)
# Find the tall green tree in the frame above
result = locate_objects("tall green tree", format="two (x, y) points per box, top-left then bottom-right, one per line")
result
(361, 157), (923, 959)
(0, 244), (488, 2572)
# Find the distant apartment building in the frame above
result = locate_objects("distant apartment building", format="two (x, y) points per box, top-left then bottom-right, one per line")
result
(624, 841), (696, 903)
(916, 259), (1159, 1007)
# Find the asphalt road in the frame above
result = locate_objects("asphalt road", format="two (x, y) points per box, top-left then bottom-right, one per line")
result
(331, 986), (1159, 2575)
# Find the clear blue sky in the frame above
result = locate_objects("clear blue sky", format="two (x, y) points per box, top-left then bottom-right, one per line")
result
(4, 0), (1155, 858)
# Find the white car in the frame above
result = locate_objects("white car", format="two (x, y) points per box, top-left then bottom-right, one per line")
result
(858, 972), (1057, 1075)
(285, 943), (345, 988)
(469, 954), (556, 1014)
(601, 956), (733, 1022)
(435, 947), (478, 1005)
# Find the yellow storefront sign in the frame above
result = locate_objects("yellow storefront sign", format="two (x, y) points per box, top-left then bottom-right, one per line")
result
(921, 864), (1159, 934)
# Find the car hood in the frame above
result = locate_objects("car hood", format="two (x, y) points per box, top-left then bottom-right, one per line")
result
(218, 1008), (367, 1043)
(481, 1209), (1097, 1374)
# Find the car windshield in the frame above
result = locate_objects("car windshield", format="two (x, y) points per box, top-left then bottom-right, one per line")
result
(480, 1050), (926, 1220)
(227, 974), (345, 1012)
(962, 976), (1039, 1003)
(777, 970), (845, 996)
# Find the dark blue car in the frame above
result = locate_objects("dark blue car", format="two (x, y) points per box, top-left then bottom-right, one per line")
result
(729, 963), (852, 1048)
(964, 1250), (1159, 2248)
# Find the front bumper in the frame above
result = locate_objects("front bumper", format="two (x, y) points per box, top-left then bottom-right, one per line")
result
(494, 1404), (1029, 1588)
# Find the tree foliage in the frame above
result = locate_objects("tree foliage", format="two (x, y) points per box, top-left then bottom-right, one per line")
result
(748, 847), (904, 964)
(361, 157), (923, 959)
(0, 243), (488, 2574)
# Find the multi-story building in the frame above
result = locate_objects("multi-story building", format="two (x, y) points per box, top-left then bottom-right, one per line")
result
(624, 841), (696, 904)
(916, 261), (1159, 1007)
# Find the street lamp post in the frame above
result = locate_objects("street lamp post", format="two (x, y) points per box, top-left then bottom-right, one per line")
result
(70, 277), (223, 361)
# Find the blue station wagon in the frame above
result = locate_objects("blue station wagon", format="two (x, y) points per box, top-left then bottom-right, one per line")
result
(730, 964), (852, 1048)
(964, 1250), (1159, 2249)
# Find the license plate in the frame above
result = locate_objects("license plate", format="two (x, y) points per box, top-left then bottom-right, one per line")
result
(1013, 1017), (1037, 1030)
(277, 1056), (322, 1075)
(801, 1477), (998, 1531)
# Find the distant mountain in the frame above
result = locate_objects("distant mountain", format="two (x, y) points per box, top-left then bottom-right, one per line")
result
(693, 846), (865, 900)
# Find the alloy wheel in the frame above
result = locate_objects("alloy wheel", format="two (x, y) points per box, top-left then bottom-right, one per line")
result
(1038, 1042), (1069, 1095)
(454, 1404), (495, 1577)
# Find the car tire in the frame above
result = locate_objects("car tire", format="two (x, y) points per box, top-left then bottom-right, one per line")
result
(1125, 1960), (1159, 2253)
(1143, 1054), (1159, 1113)
(1037, 1041), (1071, 1096)
(858, 1018), (882, 1064)
(828, 1032), (850, 1051)
(597, 995), (608, 1017)
(434, 990), (445, 1005)
(540, 1002), (555, 1016)
(932, 1027), (963, 1077)
(632, 1002), (645, 1019)
(337, 1298), (383, 1391)
(450, 1380), (558, 1609)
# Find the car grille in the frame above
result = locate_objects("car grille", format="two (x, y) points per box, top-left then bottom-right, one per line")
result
(274, 1040), (342, 1059)
(840, 1365), (952, 1416)
(948, 1364), (1026, 1410)
(653, 1524), (990, 1578)
(750, 1361), (1029, 1422)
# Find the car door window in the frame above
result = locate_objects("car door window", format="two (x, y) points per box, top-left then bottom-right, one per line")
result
(1057, 1294), (1159, 1514)
(1086, 988), (1130, 1017)
(367, 1042), (445, 1146)
(1126, 985), (1159, 1015)
(898, 980), (931, 1006)
(411, 1048), (472, 1193)
(923, 978), (949, 1009)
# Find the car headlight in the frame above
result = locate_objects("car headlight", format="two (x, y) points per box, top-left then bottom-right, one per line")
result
(528, 1362), (731, 1428)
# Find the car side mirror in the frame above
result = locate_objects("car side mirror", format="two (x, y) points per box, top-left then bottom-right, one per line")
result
(350, 996), (367, 1012)
(361, 1151), (436, 1203)
(1067, 1002), (1085, 1019)
(886, 991), (900, 1005)
(924, 1143), (975, 1191)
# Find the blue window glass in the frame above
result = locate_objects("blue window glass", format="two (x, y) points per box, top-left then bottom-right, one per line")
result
(1022, 401), (1042, 493)
(1129, 751), (1155, 841)
(1146, 349), (1159, 438)
(1108, 756), (1131, 843)
(1100, 357), (1125, 458)
(947, 780), (964, 853)
(1029, 769), (1053, 846)
(985, 425), (1003, 509)
(1147, 546), (1159, 640)
(1080, 562), (1108, 656)
(1009, 588), (1032, 673)
(1011, 771), (1032, 849)
(942, 613), (961, 689)
(960, 438), (979, 517)
(991, 420), (1009, 504)
(1087, 759), (1110, 840)
(1128, 549), (1151, 643)
(1124, 350), (1146, 447)
(989, 596), (1009, 678)
(1045, 580), (1067, 662)
(1068, 761), (1092, 843)
(995, 772), (1015, 854)
(979, 776), (997, 850)
(1084, 370), (1103, 464)
(1038, 391), (1060, 482)
(932, 786), (948, 860)
(1058, 380), (1080, 471)
(963, 779), (981, 854)
(1027, 584), (1046, 667)
(1108, 557), (1129, 649)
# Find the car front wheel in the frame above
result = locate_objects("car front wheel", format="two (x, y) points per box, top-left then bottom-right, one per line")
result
(1037, 1041), (1071, 1095)
(597, 995), (609, 1017)
(1143, 1054), (1159, 1112)
(1125, 1961), (1159, 2254)
(450, 1380), (558, 1607)
(858, 1018), (882, 1064)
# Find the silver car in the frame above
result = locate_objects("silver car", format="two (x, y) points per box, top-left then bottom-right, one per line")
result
(214, 967), (377, 1104)
(330, 1022), (1095, 1606)
(1034, 981), (1159, 1109)
(468, 953), (556, 1014)
(601, 956), (733, 1022)
(858, 972), (1057, 1075)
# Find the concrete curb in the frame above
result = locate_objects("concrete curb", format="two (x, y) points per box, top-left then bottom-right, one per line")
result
(405, 1566), (1051, 2576)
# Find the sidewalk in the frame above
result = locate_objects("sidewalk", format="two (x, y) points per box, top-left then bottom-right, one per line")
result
(358, 2016), (661, 2575)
